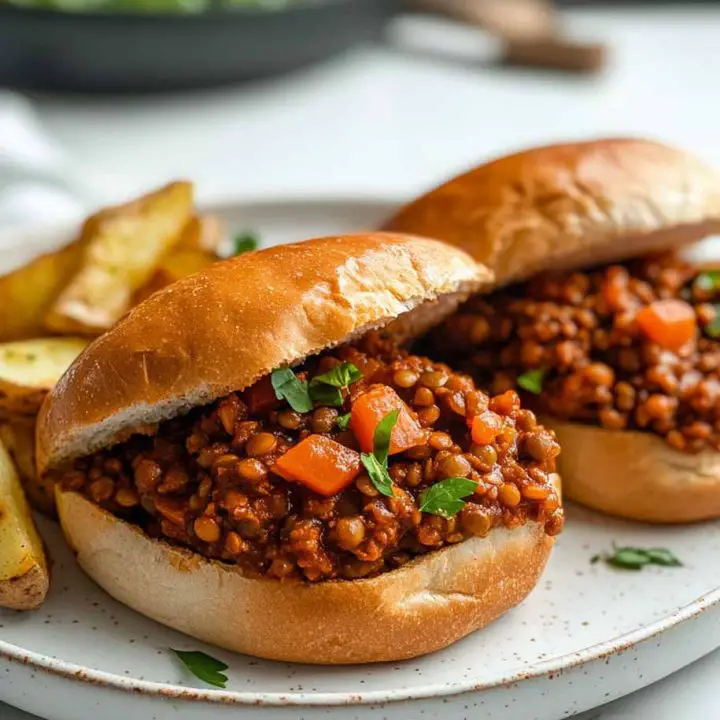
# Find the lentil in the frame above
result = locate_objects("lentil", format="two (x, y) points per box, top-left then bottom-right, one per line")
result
(436, 253), (720, 454)
(58, 332), (561, 582)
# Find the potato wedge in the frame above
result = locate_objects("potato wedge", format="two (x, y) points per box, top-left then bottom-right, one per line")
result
(0, 239), (86, 343)
(132, 214), (223, 304)
(177, 214), (224, 254)
(0, 338), (88, 415)
(132, 248), (221, 304)
(45, 181), (194, 334)
(0, 419), (54, 517)
(0, 437), (49, 610)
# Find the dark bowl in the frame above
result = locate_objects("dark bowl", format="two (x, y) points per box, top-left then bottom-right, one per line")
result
(0, 0), (395, 93)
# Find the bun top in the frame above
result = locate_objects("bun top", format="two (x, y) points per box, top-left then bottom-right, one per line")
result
(384, 138), (720, 286)
(37, 232), (489, 472)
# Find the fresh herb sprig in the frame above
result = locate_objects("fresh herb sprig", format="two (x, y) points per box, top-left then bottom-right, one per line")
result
(517, 368), (545, 395)
(270, 367), (313, 413)
(233, 231), (259, 255)
(694, 270), (720, 293)
(360, 410), (399, 497)
(309, 362), (363, 407)
(705, 306), (720, 339)
(336, 412), (352, 431)
(591, 545), (682, 571)
(270, 361), (361, 413)
(171, 649), (229, 688)
(419, 477), (478, 518)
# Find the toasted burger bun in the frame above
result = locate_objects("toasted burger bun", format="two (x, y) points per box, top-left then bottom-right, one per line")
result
(40, 232), (559, 663)
(37, 232), (490, 473)
(386, 139), (720, 524)
(547, 419), (720, 524)
(384, 138), (720, 287)
(57, 488), (553, 664)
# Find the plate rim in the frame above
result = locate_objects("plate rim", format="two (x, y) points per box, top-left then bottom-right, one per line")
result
(3, 587), (718, 707)
(1, 194), (719, 708)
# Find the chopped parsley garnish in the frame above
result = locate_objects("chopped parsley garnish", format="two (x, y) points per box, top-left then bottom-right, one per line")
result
(170, 649), (229, 688)
(308, 361), (362, 407)
(694, 270), (720, 293)
(233, 231), (259, 255)
(336, 412), (352, 431)
(419, 477), (477, 518)
(360, 409), (399, 497)
(592, 545), (682, 571)
(517, 368), (545, 395)
(705, 305), (720, 338)
(270, 367), (312, 413)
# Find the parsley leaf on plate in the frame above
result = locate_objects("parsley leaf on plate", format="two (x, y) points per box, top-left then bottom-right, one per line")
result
(592, 545), (682, 571)
(171, 649), (229, 689)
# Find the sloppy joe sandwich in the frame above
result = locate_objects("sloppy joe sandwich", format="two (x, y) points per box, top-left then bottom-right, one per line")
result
(385, 139), (720, 523)
(38, 233), (564, 664)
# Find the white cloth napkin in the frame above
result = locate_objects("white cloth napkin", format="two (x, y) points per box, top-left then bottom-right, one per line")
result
(0, 91), (98, 234)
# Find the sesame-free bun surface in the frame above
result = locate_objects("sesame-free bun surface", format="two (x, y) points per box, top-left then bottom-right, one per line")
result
(37, 233), (490, 473)
(57, 488), (553, 664)
(548, 419), (720, 523)
(384, 139), (720, 286)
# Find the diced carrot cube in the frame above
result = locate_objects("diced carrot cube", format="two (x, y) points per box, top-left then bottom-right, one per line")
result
(350, 385), (428, 455)
(471, 411), (503, 445)
(273, 435), (361, 496)
(636, 299), (697, 351)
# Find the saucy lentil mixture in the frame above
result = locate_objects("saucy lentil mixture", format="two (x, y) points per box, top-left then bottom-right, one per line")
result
(57, 332), (562, 582)
(437, 253), (720, 453)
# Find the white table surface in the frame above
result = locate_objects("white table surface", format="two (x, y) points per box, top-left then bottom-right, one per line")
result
(2, 4), (720, 718)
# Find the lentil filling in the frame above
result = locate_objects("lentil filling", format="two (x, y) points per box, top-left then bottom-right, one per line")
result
(57, 332), (562, 583)
(437, 253), (720, 453)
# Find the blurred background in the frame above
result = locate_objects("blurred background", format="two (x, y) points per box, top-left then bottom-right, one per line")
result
(0, 0), (718, 227)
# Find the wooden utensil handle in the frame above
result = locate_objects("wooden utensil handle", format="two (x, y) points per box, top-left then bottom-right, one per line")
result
(503, 37), (608, 73)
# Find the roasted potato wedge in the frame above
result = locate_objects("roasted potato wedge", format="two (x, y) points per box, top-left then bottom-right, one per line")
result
(132, 214), (223, 303)
(0, 437), (49, 610)
(0, 338), (88, 415)
(177, 214), (224, 254)
(45, 181), (194, 335)
(133, 248), (221, 304)
(0, 239), (86, 343)
(0, 419), (54, 517)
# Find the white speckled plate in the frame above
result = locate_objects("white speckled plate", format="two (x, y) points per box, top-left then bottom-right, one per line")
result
(1, 198), (720, 720)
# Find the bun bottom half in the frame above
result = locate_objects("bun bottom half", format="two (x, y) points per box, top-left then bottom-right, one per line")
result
(547, 419), (720, 523)
(57, 489), (553, 665)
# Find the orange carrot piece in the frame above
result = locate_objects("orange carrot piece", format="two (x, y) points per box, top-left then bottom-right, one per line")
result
(471, 410), (504, 445)
(350, 385), (427, 455)
(636, 299), (697, 351)
(273, 435), (361, 496)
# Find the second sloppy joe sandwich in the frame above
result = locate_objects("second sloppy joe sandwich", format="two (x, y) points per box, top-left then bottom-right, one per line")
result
(37, 233), (564, 664)
(385, 138), (720, 523)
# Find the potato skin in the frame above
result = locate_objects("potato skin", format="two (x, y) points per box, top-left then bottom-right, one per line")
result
(0, 438), (49, 610)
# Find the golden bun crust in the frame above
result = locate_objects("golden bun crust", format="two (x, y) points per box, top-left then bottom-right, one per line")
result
(37, 233), (490, 473)
(384, 138), (720, 286)
(57, 489), (553, 664)
(548, 419), (720, 523)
